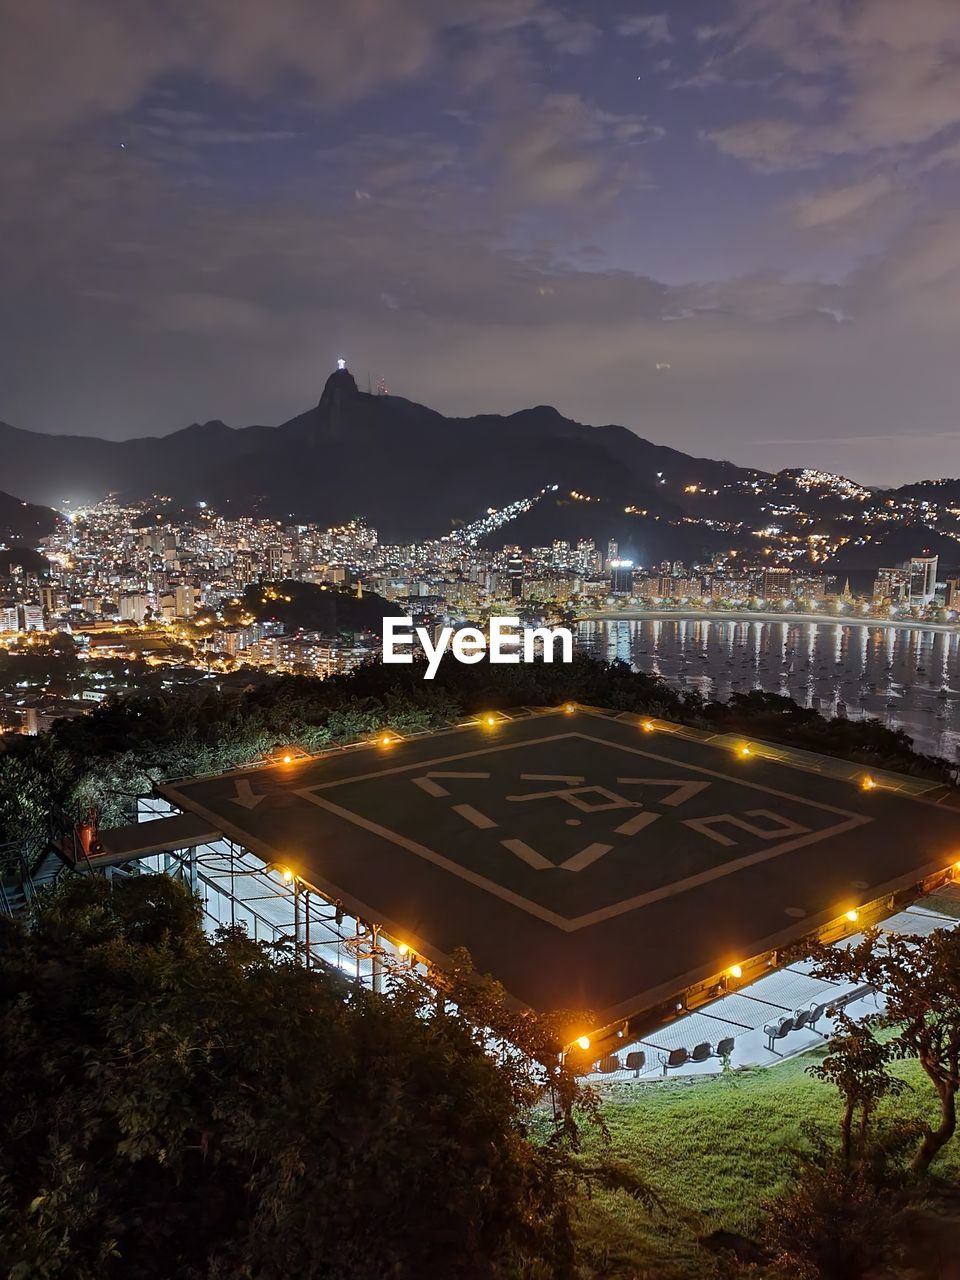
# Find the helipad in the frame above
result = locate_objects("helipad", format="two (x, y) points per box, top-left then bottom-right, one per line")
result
(159, 708), (960, 1029)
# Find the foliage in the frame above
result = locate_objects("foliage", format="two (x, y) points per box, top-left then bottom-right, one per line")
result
(807, 1018), (908, 1167)
(764, 1153), (903, 1280)
(807, 927), (960, 1174)
(702, 689), (950, 782)
(237, 578), (393, 634)
(0, 877), (582, 1280)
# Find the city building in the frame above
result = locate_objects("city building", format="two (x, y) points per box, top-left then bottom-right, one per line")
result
(909, 554), (939, 606)
(609, 560), (634, 596)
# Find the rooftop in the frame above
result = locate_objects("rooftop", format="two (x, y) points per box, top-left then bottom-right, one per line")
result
(159, 707), (960, 1031)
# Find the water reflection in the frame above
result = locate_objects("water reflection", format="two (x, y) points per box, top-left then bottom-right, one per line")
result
(576, 617), (960, 761)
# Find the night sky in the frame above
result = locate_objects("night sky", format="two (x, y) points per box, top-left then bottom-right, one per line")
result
(3, 0), (960, 485)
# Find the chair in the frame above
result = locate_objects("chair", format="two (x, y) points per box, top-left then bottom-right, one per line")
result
(793, 1008), (812, 1032)
(690, 1041), (712, 1063)
(808, 1002), (828, 1033)
(625, 1049), (646, 1077)
(660, 1047), (689, 1075)
(715, 1036), (735, 1060)
(764, 1017), (795, 1054)
(599, 1053), (621, 1074)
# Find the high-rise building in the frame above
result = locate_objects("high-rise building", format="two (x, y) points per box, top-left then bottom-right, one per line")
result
(507, 555), (524, 600)
(909, 555), (938, 606)
(761, 568), (792, 600)
(174, 584), (197, 618)
(119, 594), (148, 624)
(945, 578), (960, 609)
(609, 559), (634, 596)
(266, 543), (283, 578)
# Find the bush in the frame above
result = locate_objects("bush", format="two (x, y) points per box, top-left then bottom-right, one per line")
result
(764, 1160), (903, 1280)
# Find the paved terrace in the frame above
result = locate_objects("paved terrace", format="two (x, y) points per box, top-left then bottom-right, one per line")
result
(577, 886), (960, 1082)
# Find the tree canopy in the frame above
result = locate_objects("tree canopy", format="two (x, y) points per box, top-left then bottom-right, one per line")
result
(807, 926), (960, 1174)
(0, 876), (582, 1280)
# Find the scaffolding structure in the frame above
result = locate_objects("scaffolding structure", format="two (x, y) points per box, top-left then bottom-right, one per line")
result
(136, 797), (417, 992)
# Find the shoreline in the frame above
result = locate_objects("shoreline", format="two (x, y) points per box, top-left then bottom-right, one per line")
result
(577, 609), (960, 637)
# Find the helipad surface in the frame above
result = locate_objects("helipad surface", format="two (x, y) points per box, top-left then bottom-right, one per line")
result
(160, 710), (960, 1026)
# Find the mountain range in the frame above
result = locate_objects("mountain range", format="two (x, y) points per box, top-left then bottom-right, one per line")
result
(1, 367), (958, 567)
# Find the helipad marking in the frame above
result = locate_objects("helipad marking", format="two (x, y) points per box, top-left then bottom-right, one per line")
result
(614, 810), (662, 838)
(231, 779), (265, 810)
(411, 770), (491, 798)
(500, 838), (553, 871)
(682, 810), (810, 847)
(293, 731), (873, 930)
(505, 783), (636, 812)
(616, 778), (711, 807)
(452, 803), (498, 829)
(519, 773), (585, 783)
(559, 842), (615, 872)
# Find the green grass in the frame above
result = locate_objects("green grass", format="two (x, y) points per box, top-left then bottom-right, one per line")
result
(572, 1045), (960, 1278)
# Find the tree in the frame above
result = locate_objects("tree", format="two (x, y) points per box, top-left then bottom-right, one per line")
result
(0, 877), (585, 1279)
(807, 1018), (907, 1167)
(807, 927), (960, 1174)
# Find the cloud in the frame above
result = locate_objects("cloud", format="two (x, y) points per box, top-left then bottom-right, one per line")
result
(701, 119), (824, 172)
(142, 292), (268, 335)
(0, 0), (583, 138)
(491, 93), (660, 206)
(792, 175), (893, 228)
(617, 14), (671, 45)
(702, 0), (960, 170)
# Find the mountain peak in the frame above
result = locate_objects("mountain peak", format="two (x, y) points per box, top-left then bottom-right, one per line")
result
(317, 363), (363, 437)
(319, 364), (359, 405)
